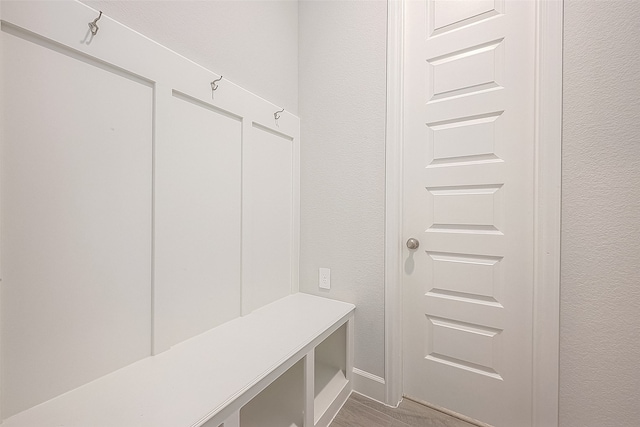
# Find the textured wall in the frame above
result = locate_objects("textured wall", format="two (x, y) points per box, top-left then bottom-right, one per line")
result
(82, 0), (299, 114)
(298, 0), (387, 378)
(561, 1), (640, 425)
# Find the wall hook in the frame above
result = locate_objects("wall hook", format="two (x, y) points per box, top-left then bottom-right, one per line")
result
(211, 76), (223, 92)
(274, 108), (285, 121)
(88, 11), (103, 36)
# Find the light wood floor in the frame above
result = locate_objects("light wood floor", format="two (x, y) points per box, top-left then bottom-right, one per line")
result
(330, 393), (477, 427)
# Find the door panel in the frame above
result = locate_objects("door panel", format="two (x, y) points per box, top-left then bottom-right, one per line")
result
(402, 0), (535, 425)
(429, 0), (504, 36)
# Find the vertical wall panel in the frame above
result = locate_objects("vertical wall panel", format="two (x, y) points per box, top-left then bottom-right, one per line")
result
(1, 31), (153, 417)
(243, 124), (294, 313)
(154, 91), (242, 351)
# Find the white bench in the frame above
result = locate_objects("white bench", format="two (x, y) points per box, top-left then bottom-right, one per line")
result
(2, 293), (355, 427)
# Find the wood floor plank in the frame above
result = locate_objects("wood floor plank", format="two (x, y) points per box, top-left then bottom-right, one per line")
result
(330, 398), (411, 427)
(398, 399), (476, 427)
(332, 393), (478, 427)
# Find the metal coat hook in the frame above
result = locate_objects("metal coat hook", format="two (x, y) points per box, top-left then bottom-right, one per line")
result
(88, 11), (103, 36)
(211, 76), (223, 92)
(274, 108), (285, 121)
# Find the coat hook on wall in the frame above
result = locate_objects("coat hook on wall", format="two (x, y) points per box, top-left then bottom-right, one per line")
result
(211, 76), (223, 99)
(211, 76), (223, 91)
(88, 11), (103, 36)
(274, 108), (285, 121)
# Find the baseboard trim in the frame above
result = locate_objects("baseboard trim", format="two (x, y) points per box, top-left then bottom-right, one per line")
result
(352, 368), (386, 403)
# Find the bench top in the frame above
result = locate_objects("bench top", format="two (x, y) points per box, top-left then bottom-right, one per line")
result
(2, 293), (355, 427)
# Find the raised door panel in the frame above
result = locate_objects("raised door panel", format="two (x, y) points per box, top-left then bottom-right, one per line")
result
(427, 112), (503, 165)
(425, 316), (503, 380)
(154, 91), (242, 351)
(429, 0), (504, 37)
(1, 29), (152, 417)
(427, 39), (504, 101)
(243, 124), (294, 313)
(425, 252), (503, 304)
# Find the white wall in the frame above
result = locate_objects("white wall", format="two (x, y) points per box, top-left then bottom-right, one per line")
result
(298, 0), (387, 380)
(82, 0), (299, 115)
(561, 1), (640, 425)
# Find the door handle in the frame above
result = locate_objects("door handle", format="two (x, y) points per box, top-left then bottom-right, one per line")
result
(406, 238), (420, 250)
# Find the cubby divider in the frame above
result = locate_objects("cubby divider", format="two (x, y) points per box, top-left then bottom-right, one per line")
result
(240, 360), (305, 427)
(314, 324), (349, 425)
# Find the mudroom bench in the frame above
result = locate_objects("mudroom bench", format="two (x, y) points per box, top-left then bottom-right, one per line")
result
(2, 293), (355, 427)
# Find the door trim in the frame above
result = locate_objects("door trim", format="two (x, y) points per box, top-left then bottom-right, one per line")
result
(383, 1), (563, 424)
(531, 0), (563, 425)
(384, 0), (404, 408)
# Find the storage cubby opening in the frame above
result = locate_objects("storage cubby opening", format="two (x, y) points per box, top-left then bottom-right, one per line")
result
(314, 324), (348, 424)
(240, 359), (305, 427)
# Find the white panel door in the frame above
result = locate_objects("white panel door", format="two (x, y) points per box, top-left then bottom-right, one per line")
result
(402, 1), (536, 426)
(154, 90), (242, 351)
(1, 27), (153, 417)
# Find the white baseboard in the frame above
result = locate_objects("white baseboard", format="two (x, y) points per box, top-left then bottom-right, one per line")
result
(352, 368), (386, 404)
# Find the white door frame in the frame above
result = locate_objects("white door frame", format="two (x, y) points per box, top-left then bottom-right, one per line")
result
(383, 1), (563, 425)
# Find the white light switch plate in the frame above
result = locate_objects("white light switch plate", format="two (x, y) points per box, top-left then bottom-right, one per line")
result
(319, 268), (330, 290)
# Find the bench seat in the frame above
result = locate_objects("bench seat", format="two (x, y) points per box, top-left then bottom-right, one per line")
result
(2, 293), (355, 427)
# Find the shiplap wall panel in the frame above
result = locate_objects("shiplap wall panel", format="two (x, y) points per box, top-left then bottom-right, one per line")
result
(1, 29), (153, 417)
(1, 0), (300, 419)
(153, 91), (242, 352)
